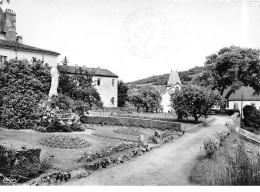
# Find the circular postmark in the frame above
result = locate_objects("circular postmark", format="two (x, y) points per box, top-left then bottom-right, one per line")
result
(122, 8), (170, 58)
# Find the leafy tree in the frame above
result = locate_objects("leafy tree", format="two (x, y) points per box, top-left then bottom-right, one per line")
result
(128, 85), (161, 113)
(118, 80), (128, 107)
(170, 85), (224, 123)
(194, 46), (260, 100)
(61, 56), (69, 66)
(0, 59), (51, 129)
(58, 67), (103, 108)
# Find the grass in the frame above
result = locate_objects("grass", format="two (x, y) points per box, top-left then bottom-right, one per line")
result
(189, 132), (260, 185)
(0, 127), (119, 172)
(88, 124), (158, 142)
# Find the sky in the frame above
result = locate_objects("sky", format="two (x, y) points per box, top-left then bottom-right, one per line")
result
(2, 0), (260, 82)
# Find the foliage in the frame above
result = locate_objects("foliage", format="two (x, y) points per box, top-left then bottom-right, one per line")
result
(0, 59), (51, 129)
(61, 56), (69, 66)
(127, 66), (203, 86)
(35, 98), (83, 132)
(203, 135), (220, 157)
(39, 135), (90, 149)
(58, 67), (103, 109)
(128, 85), (161, 113)
(114, 127), (143, 136)
(77, 142), (137, 163)
(170, 85), (224, 122)
(118, 80), (129, 107)
(193, 46), (260, 99)
(190, 133), (260, 185)
(243, 105), (260, 129)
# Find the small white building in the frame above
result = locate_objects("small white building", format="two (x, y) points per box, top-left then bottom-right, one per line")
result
(0, 8), (59, 66)
(224, 86), (260, 116)
(161, 70), (182, 113)
(58, 65), (118, 107)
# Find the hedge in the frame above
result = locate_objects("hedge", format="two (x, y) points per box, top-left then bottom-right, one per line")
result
(81, 116), (181, 131)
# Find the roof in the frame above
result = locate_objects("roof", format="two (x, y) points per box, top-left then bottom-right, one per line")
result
(0, 39), (60, 56)
(224, 86), (260, 101)
(167, 70), (182, 87)
(57, 65), (119, 78)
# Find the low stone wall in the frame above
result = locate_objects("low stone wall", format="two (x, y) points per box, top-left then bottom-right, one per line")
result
(238, 128), (260, 145)
(81, 116), (181, 131)
(0, 144), (41, 178)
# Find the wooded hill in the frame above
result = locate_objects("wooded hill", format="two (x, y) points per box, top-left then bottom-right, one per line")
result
(127, 66), (203, 85)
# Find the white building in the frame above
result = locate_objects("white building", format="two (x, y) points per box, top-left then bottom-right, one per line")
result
(224, 86), (260, 116)
(0, 8), (59, 66)
(58, 65), (118, 107)
(161, 70), (182, 113)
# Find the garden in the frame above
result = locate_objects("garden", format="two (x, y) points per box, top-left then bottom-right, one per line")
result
(0, 59), (187, 186)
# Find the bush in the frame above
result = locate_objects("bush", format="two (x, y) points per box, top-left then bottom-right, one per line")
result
(35, 100), (84, 132)
(0, 59), (51, 129)
(203, 134), (220, 157)
(243, 105), (260, 129)
(225, 109), (240, 116)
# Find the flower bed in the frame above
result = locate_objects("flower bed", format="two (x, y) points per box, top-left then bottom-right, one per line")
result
(77, 142), (138, 163)
(81, 116), (181, 131)
(113, 127), (143, 136)
(39, 135), (91, 149)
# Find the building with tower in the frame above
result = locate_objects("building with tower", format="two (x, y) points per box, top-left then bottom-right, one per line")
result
(0, 8), (59, 66)
(161, 70), (182, 113)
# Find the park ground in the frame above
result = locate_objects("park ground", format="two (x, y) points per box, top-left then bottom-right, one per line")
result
(62, 115), (228, 186)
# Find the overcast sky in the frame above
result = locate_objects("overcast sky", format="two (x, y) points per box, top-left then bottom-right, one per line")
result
(2, 0), (260, 82)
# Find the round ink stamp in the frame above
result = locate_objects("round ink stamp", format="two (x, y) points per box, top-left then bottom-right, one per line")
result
(122, 8), (170, 58)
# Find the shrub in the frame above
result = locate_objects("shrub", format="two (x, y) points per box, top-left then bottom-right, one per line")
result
(203, 134), (220, 157)
(243, 105), (260, 129)
(35, 100), (83, 132)
(0, 59), (51, 129)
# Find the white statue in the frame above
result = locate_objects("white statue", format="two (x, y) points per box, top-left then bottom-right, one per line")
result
(48, 64), (59, 99)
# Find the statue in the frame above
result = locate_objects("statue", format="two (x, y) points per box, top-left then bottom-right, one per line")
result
(48, 64), (59, 100)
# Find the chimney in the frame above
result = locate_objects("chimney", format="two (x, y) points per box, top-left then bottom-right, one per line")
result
(4, 9), (16, 41)
(16, 35), (23, 44)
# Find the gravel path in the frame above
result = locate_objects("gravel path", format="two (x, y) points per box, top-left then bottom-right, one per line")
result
(63, 115), (229, 186)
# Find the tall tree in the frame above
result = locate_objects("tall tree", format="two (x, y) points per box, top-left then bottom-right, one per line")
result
(194, 46), (260, 100)
(118, 80), (128, 107)
(61, 56), (69, 66)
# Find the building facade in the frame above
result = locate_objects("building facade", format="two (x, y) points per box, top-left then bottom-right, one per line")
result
(0, 8), (59, 66)
(161, 70), (182, 113)
(58, 65), (118, 107)
(224, 86), (260, 116)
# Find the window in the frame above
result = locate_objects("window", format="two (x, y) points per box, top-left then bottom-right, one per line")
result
(111, 97), (114, 105)
(226, 101), (229, 108)
(0, 55), (7, 65)
(97, 78), (100, 86)
(112, 79), (115, 87)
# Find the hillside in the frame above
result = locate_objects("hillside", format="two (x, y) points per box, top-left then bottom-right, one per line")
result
(127, 66), (204, 86)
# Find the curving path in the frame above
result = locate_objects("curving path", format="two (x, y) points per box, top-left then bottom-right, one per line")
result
(63, 115), (229, 186)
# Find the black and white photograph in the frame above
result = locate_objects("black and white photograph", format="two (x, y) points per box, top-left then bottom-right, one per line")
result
(0, 0), (260, 188)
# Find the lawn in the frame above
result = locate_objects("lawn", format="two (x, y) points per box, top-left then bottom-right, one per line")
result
(88, 124), (159, 142)
(0, 127), (119, 172)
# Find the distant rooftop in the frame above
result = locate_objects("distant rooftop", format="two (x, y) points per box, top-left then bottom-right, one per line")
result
(57, 65), (119, 78)
(167, 70), (182, 87)
(0, 39), (60, 56)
